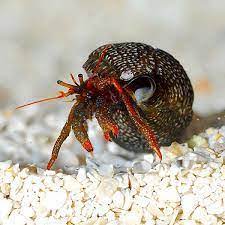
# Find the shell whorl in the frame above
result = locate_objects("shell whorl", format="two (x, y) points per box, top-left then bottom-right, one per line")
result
(83, 42), (194, 152)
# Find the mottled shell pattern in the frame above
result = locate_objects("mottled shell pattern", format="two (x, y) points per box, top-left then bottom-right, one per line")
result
(83, 42), (194, 152)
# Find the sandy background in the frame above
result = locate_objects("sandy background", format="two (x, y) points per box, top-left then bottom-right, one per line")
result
(0, 0), (225, 114)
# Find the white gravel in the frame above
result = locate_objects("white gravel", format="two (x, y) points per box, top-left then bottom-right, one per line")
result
(0, 111), (225, 224)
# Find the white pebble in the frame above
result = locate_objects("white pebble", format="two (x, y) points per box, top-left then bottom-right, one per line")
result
(106, 210), (115, 221)
(41, 190), (67, 210)
(0, 160), (12, 170)
(132, 160), (152, 173)
(96, 178), (118, 205)
(1, 183), (10, 195)
(178, 220), (197, 225)
(63, 175), (81, 192)
(135, 196), (150, 208)
(4, 171), (14, 183)
(147, 198), (164, 217)
(43, 170), (56, 176)
(35, 217), (67, 225)
(95, 204), (110, 217)
(145, 220), (156, 225)
(163, 207), (173, 216)
(120, 210), (142, 225)
(19, 168), (29, 179)
(158, 186), (180, 202)
(191, 206), (208, 224)
(112, 191), (124, 208)
(70, 216), (81, 224)
(10, 177), (23, 201)
(143, 154), (154, 164)
(206, 199), (224, 215)
(76, 167), (87, 182)
(181, 193), (198, 218)
(6, 212), (27, 225)
(122, 189), (133, 210)
(98, 164), (114, 177)
(169, 208), (180, 225)
(0, 199), (12, 222)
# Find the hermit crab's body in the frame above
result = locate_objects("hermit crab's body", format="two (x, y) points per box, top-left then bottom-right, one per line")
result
(84, 43), (194, 153)
(17, 42), (194, 169)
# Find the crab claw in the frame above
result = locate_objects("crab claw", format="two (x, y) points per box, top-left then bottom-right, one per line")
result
(103, 124), (119, 142)
(83, 140), (94, 152)
(104, 131), (112, 142)
(83, 140), (94, 157)
(95, 102), (119, 143)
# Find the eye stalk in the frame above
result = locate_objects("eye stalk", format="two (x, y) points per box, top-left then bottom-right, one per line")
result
(123, 75), (156, 104)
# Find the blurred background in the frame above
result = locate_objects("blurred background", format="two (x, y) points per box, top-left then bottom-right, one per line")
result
(0, 0), (225, 114)
(0, 0), (225, 168)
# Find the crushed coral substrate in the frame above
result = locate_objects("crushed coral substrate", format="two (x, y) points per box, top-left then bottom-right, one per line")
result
(1, 111), (225, 225)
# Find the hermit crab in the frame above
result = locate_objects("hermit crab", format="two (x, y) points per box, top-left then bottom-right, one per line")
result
(17, 42), (194, 169)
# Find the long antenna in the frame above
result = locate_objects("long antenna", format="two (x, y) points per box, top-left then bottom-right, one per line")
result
(16, 74), (82, 110)
(15, 91), (70, 109)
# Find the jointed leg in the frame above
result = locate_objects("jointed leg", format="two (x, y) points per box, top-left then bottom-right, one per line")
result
(88, 76), (161, 159)
(95, 96), (119, 141)
(71, 118), (93, 153)
(110, 78), (162, 159)
(47, 121), (71, 170)
(47, 102), (78, 170)
(71, 100), (94, 153)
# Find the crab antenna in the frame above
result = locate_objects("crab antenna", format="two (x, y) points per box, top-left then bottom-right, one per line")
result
(16, 74), (83, 110)
(15, 88), (76, 110)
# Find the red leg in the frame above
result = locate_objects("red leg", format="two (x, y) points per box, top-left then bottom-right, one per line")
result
(47, 101), (79, 170)
(95, 96), (119, 142)
(71, 119), (93, 153)
(47, 121), (71, 170)
(71, 100), (94, 153)
(86, 75), (161, 158)
(111, 78), (162, 160)
(85, 75), (161, 159)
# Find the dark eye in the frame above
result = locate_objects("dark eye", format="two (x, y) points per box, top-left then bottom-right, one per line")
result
(124, 76), (156, 103)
